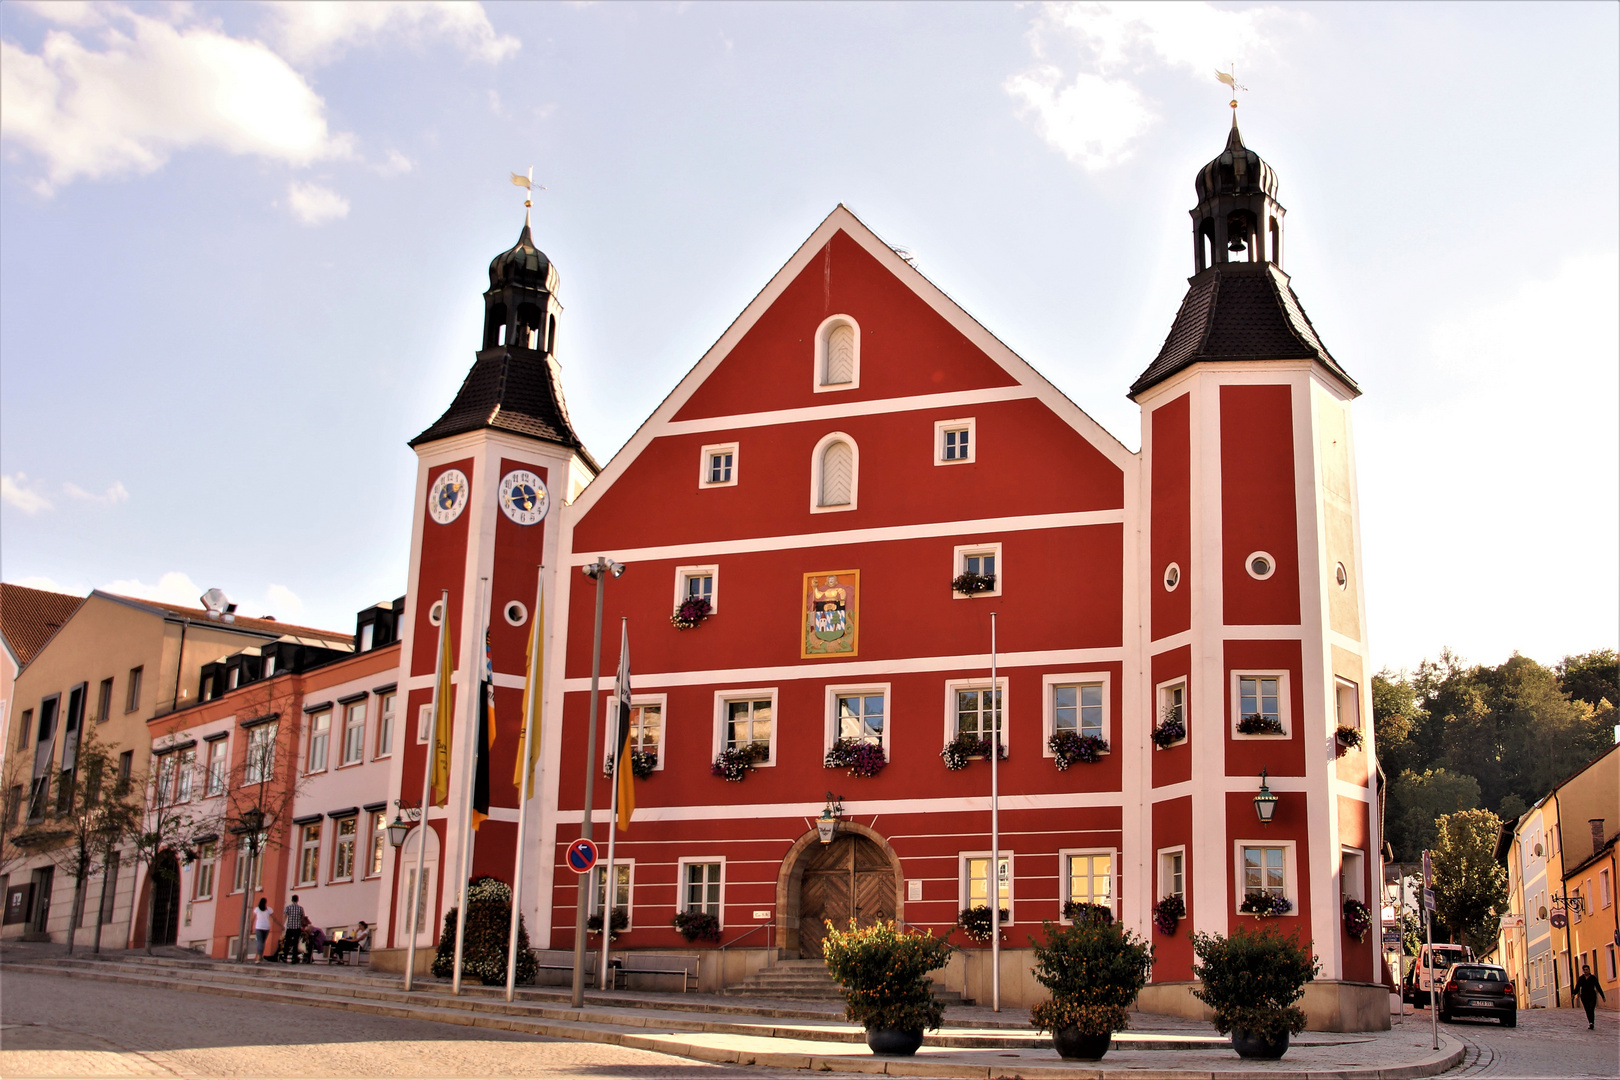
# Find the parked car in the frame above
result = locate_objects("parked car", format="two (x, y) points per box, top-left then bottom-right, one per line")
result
(1438, 963), (1516, 1027)
(1403, 942), (1471, 1005)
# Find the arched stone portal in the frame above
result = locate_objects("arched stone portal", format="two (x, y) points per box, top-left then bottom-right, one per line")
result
(775, 823), (904, 959)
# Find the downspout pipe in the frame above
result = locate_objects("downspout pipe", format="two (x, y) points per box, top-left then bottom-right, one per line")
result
(171, 619), (190, 713)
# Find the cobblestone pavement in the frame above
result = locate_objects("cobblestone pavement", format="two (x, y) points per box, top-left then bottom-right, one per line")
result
(1430, 1003), (1619, 1078)
(0, 970), (863, 1080)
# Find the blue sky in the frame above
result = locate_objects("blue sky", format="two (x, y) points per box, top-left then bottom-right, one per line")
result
(2, 1), (1615, 674)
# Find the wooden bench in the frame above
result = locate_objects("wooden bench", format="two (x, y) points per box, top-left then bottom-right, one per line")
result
(533, 949), (596, 986)
(613, 953), (700, 993)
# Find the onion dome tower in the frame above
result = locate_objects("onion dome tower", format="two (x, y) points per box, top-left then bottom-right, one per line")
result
(1130, 115), (1357, 399)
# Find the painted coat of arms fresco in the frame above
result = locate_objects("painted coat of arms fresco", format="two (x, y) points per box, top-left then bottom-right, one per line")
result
(802, 571), (859, 658)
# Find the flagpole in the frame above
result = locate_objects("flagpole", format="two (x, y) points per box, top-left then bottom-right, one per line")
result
(572, 557), (620, 1009)
(451, 577), (487, 996)
(405, 588), (449, 993)
(989, 611), (1001, 1013)
(598, 616), (628, 990)
(506, 568), (544, 1003)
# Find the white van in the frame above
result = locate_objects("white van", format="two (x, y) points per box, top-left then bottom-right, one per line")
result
(1403, 942), (1471, 1005)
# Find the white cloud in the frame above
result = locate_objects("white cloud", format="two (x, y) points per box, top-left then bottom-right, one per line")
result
(285, 180), (350, 225)
(1007, 1), (1289, 171)
(100, 570), (205, 608)
(261, 1), (521, 67)
(1, 473), (54, 514)
(0, 6), (352, 190)
(264, 583), (304, 618)
(63, 479), (130, 505)
(376, 148), (413, 176)
(15, 575), (85, 595)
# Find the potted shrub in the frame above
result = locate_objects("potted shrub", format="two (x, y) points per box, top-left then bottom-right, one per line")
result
(1334, 725), (1363, 751)
(956, 905), (1007, 944)
(672, 911), (720, 943)
(1029, 918), (1154, 1061)
(1190, 925), (1318, 1060)
(951, 571), (996, 596)
(711, 742), (768, 782)
(939, 733), (1005, 771)
(1239, 892), (1294, 918)
(1342, 898), (1370, 941)
(1048, 731), (1108, 769)
(586, 908), (629, 941)
(821, 920), (950, 1056)
(670, 595), (712, 630)
(1236, 713), (1284, 736)
(824, 737), (887, 778)
(430, 876), (539, 985)
(1152, 894), (1185, 936)
(1151, 706), (1186, 749)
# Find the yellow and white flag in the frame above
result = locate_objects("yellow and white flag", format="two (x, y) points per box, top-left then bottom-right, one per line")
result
(430, 607), (455, 807)
(513, 583), (543, 793)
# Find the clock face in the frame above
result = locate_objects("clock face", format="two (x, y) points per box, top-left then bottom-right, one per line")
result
(499, 469), (549, 526)
(428, 468), (469, 525)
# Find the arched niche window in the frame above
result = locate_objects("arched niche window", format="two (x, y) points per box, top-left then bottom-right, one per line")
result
(516, 302), (544, 350)
(546, 313), (557, 354)
(484, 303), (508, 350)
(814, 315), (860, 392)
(811, 432), (858, 513)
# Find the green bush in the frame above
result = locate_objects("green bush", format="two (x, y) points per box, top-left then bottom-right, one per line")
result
(821, 920), (951, 1032)
(1190, 926), (1319, 1042)
(1028, 919), (1154, 1036)
(431, 876), (539, 986)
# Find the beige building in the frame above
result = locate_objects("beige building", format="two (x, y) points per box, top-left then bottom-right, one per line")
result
(1, 589), (349, 946)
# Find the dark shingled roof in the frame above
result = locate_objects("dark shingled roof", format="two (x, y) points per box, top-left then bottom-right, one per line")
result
(0, 583), (84, 666)
(1129, 261), (1357, 399)
(409, 348), (595, 465)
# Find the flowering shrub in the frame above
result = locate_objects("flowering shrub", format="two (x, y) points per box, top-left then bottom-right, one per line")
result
(1335, 725), (1364, 750)
(951, 572), (997, 595)
(821, 919), (950, 1032)
(939, 733), (1005, 771)
(670, 595), (712, 630)
(1239, 892), (1294, 918)
(1342, 897), (1371, 941)
(1152, 894), (1186, 936)
(604, 749), (658, 780)
(586, 908), (629, 940)
(1192, 925), (1318, 1042)
(430, 876), (538, 985)
(1048, 731), (1108, 769)
(1062, 901), (1114, 926)
(711, 742), (768, 782)
(956, 905), (1007, 943)
(1028, 918), (1154, 1037)
(1237, 713), (1284, 736)
(672, 910), (720, 943)
(1151, 707), (1186, 749)
(824, 737), (887, 778)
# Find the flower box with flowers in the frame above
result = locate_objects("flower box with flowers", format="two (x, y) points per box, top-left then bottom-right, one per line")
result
(670, 595), (712, 630)
(1061, 901), (1114, 926)
(672, 910), (721, 943)
(711, 742), (769, 782)
(956, 905), (1008, 943)
(1151, 706), (1187, 749)
(604, 749), (658, 781)
(1239, 892), (1294, 918)
(1153, 894), (1186, 936)
(1334, 725), (1363, 751)
(951, 572), (997, 596)
(1236, 713), (1284, 736)
(1341, 897), (1371, 941)
(824, 737), (887, 778)
(586, 908), (629, 940)
(1048, 731), (1108, 770)
(939, 733), (1007, 771)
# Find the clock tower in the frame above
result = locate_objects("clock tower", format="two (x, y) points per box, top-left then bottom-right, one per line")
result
(381, 214), (597, 951)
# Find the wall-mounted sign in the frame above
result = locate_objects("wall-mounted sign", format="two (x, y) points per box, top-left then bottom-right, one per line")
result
(4, 884), (32, 924)
(802, 570), (859, 658)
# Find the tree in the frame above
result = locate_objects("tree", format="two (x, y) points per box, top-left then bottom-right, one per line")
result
(1387, 768), (1480, 861)
(1557, 649), (1619, 709)
(1430, 809), (1507, 953)
(129, 745), (216, 956)
(1371, 671), (1422, 780)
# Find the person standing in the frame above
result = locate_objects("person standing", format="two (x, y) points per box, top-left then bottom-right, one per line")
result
(1574, 962), (1606, 1029)
(281, 895), (306, 963)
(251, 898), (275, 964)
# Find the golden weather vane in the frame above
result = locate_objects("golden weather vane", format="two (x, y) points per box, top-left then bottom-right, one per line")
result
(1215, 65), (1249, 114)
(509, 167), (545, 227)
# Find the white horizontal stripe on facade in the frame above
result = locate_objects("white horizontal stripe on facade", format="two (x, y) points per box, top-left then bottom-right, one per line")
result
(551, 789), (1129, 824)
(560, 646), (1127, 692)
(660, 385), (1039, 436)
(1219, 624), (1306, 639)
(569, 509), (1126, 566)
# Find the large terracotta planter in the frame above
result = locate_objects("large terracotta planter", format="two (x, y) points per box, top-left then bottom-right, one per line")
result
(865, 1028), (924, 1056)
(1051, 1027), (1111, 1060)
(1231, 1029), (1289, 1059)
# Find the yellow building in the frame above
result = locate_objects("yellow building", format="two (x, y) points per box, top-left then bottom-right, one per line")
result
(1, 589), (348, 947)
(1559, 745), (1619, 1012)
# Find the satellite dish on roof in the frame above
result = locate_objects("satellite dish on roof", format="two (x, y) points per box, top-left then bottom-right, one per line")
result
(201, 588), (236, 621)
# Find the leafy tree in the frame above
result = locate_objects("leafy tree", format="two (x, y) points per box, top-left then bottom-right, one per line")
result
(1387, 768), (1480, 862)
(1371, 671), (1421, 779)
(1557, 649), (1619, 709)
(1496, 793), (1529, 824)
(1430, 809), (1508, 953)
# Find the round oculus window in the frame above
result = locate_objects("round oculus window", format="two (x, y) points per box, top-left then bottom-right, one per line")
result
(503, 600), (528, 627)
(1335, 562), (1348, 590)
(1246, 552), (1276, 581)
(428, 600), (445, 627)
(1163, 563), (1181, 591)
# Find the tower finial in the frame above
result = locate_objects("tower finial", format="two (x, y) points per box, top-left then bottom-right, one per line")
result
(1215, 65), (1248, 118)
(509, 167), (544, 229)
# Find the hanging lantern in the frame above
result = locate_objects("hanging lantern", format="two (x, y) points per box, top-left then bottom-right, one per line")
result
(386, 814), (414, 849)
(1254, 769), (1279, 824)
(817, 792), (844, 844)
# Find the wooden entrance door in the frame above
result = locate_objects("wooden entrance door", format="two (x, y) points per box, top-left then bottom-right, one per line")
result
(797, 834), (895, 959)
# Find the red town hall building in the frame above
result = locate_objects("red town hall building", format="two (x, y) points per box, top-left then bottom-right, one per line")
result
(378, 120), (1385, 1023)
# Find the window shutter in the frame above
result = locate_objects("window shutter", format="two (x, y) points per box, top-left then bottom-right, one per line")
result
(825, 323), (855, 384)
(819, 441), (853, 506)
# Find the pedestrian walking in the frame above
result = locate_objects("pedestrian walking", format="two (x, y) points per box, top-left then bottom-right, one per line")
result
(252, 898), (275, 963)
(1574, 962), (1606, 1029)
(281, 894), (307, 962)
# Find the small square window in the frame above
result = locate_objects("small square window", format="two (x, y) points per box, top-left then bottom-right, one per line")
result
(961, 853), (1011, 923)
(591, 862), (633, 927)
(1233, 672), (1288, 737)
(952, 542), (1002, 598)
(1244, 845), (1286, 897)
(680, 860), (723, 918)
(1159, 848), (1185, 900)
(698, 443), (739, 488)
(934, 417), (976, 465)
(674, 565), (719, 617)
(1064, 851), (1114, 917)
(1042, 672), (1110, 755)
(1334, 679), (1360, 731)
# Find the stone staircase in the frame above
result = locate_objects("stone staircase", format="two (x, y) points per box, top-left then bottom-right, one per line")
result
(723, 958), (968, 1005)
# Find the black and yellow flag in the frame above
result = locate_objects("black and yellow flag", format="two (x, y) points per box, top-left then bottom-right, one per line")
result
(612, 621), (634, 833)
(471, 632), (496, 831)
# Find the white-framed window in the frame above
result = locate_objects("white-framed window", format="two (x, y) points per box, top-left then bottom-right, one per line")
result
(368, 811), (388, 878)
(417, 703), (432, 744)
(715, 690), (776, 765)
(1158, 846), (1186, 900)
(1062, 850), (1116, 918)
(341, 702), (366, 766)
(946, 678), (1008, 748)
(951, 542), (1002, 598)
(376, 693), (395, 758)
(961, 852), (1012, 923)
(206, 737), (229, 796)
(678, 858), (724, 922)
(810, 432), (858, 512)
(1156, 678), (1188, 743)
(360, 623), (375, 652)
(307, 710), (331, 772)
(1043, 672), (1110, 752)
(1606, 943), (1617, 982)
(935, 417), (976, 465)
(194, 841), (217, 900)
(154, 753), (177, 808)
(1334, 679), (1360, 731)
(825, 684), (891, 756)
(331, 817), (357, 882)
(232, 835), (265, 893)
(604, 696), (667, 773)
(1601, 868), (1612, 909)
(1341, 847), (1365, 904)
(298, 823), (322, 886)
(1232, 672), (1289, 737)
(244, 723), (277, 785)
(814, 314), (860, 391)
(175, 747), (196, 803)
(699, 443), (739, 488)
(674, 565), (719, 614)
(1234, 839), (1297, 912)
(590, 861), (633, 928)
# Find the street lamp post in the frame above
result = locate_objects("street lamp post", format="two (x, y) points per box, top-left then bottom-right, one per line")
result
(571, 557), (624, 1009)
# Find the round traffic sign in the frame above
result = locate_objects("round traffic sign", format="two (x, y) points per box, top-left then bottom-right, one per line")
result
(566, 838), (599, 874)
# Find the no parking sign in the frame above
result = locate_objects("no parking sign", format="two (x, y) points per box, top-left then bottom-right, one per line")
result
(565, 838), (599, 874)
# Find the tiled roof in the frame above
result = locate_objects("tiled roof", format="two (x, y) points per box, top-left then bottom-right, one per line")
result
(410, 348), (596, 466)
(1130, 261), (1357, 398)
(0, 583), (85, 666)
(96, 592), (352, 646)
